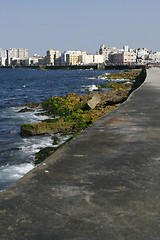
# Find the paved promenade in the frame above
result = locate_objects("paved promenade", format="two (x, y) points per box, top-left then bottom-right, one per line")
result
(0, 68), (160, 240)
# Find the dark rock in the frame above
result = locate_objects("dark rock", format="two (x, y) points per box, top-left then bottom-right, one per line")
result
(18, 108), (34, 113)
(52, 135), (60, 145)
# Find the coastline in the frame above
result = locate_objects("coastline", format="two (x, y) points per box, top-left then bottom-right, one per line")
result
(0, 68), (124, 191)
(0, 64), (145, 71)
(20, 69), (146, 164)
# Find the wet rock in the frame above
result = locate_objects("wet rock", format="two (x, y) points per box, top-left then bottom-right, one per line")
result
(21, 121), (74, 136)
(18, 107), (34, 113)
(52, 135), (60, 145)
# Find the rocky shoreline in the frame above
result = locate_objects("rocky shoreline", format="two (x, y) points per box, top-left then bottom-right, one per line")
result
(19, 69), (146, 164)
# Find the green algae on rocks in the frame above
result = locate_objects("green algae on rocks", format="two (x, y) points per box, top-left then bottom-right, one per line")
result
(98, 69), (142, 80)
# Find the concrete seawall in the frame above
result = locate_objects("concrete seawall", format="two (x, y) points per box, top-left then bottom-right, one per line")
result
(0, 64), (145, 70)
(0, 68), (160, 239)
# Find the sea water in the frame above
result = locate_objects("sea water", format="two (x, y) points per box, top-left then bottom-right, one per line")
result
(0, 68), (120, 191)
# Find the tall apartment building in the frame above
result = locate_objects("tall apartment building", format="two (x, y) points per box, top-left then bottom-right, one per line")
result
(0, 48), (7, 66)
(79, 53), (104, 65)
(63, 51), (86, 65)
(54, 52), (61, 66)
(6, 48), (28, 65)
(46, 49), (59, 65)
(79, 54), (94, 65)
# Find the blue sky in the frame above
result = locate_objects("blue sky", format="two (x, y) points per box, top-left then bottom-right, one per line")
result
(1, 0), (160, 56)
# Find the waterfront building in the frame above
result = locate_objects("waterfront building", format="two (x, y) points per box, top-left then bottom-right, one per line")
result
(62, 50), (105, 66)
(46, 49), (59, 65)
(6, 48), (28, 66)
(147, 51), (160, 63)
(0, 48), (7, 58)
(22, 55), (45, 66)
(79, 53), (105, 65)
(93, 54), (105, 64)
(62, 51), (86, 65)
(79, 54), (94, 65)
(0, 49), (7, 66)
(99, 44), (120, 63)
(54, 52), (61, 66)
(110, 51), (136, 64)
(0, 57), (7, 66)
(136, 48), (149, 64)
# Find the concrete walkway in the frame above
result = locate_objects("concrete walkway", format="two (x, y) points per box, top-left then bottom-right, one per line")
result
(0, 68), (160, 240)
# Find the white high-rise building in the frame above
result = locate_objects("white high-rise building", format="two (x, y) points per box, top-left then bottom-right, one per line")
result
(79, 53), (105, 65)
(45, 49), (59, 65)
(62, 51), (86, 65)
(123, 45), (129, 52)
(0, 49), (7, 66)
(6, 48), (28, 65)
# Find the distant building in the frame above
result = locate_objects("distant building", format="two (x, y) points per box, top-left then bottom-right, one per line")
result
(99, 44), (120, 62)
(123, 45), (129, 52)
(61, 50), (105, 66)
(54, 52), (61, 66)
(62, 51), (86, 65)
(6, 48), (28, 66)
(93, 54), (105, 64)
(46, 49), (59, 65)
(0, 49), (7, 66)
(0, 57), (6, 66)
(110, 51), (136, 64)
(79, 53), (105, 65)
(22, 55), (45, 66)
(136, 48), (149, 64)
(147, 51), (160, 63)
(79, 54), (94, 65)
(0, 48), (7, 58)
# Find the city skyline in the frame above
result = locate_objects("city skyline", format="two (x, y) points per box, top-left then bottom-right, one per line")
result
(1, 45), (160, 67)
(1, 0), (160, 56)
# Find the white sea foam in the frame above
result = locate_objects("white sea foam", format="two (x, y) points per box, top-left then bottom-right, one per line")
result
(81, 84), (98, 92)
(88, 84), (98, 91)
(0, 163), (34, 182)
(98, 73), (109, 79)
(19, 133), (71, 155)
(20, 135), (54, 154)
(98, 77), (107, 80)
(11, 107), (50, 123)
(107, 78), (130, 82)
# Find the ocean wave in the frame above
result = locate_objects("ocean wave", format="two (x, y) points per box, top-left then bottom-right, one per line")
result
(81, 84), (98, 92)
(19, 133), (72, 154)
(20, 135), (54, 154)
(107, 78), (130, 82)
(0, 163), (34, 182)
